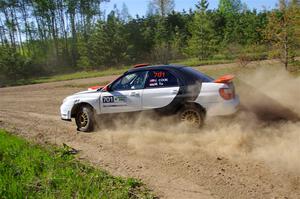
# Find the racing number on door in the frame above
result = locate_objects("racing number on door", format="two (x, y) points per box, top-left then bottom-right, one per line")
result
(153, 71), (165, 78)
(103, 96), (114, 103)
(146, 70), (179, 88)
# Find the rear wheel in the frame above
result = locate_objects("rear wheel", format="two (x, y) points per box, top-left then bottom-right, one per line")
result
(75, 105), (95, 132)
(179, 104), (205, 128)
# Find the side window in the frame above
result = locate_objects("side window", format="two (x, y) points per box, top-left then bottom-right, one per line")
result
(145, 70), (179, 88)
(110, 71), (147, 91)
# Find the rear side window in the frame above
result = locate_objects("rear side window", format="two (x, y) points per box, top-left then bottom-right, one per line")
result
(145, 70), (179, 88)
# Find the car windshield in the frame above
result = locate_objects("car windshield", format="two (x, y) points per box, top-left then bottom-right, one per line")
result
(110, 71), (147, 91)
(181, 67), (214, 82)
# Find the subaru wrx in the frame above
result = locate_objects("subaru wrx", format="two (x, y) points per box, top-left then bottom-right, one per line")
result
(61, 64), (239, 132)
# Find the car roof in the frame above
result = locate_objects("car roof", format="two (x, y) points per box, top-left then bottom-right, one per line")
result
(127, 65), (185, 73)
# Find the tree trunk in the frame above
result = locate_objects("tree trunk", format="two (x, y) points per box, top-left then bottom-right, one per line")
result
(70, 12), (78, 66)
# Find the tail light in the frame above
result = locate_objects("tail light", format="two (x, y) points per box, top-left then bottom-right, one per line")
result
(219, 84), (235, 100)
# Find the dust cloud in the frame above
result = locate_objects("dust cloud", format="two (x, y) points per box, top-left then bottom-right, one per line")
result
(95, 67), (300, 174)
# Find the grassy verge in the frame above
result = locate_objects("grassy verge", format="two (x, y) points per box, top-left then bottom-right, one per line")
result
(8, 58), (236, 87)
(0, 129), (154, 199)
(171, 57), (234, 67)
(5, 57), (300, 87)
(36, 59), (235, 84)
(32, 67), (129, 84)
(2, 67), (129, 87)
(61, 81), (111, 89)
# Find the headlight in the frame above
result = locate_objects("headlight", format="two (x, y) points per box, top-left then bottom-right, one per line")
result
(63, 96), (78, 104)
(63, 97), (70, 103)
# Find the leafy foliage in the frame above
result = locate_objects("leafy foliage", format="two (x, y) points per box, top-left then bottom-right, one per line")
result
(0, 0), (299, 85)
(0, 45), (43, 85)
(187, 0), (217, 60)
(264, 0), (300, 70)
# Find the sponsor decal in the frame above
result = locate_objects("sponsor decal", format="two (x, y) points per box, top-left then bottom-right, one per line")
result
(149, 83), (158, 87)
(102, 96), (127, 107)
(158, 78), (168, 82)
(114, 96), (127, 103)
(158, 78), (168, 86)
(147, 71), (173, 87)
(148, 78), (169, 87)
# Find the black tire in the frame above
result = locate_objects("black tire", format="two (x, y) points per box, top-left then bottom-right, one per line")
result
(75, 105), (95, 132)
(178, 104), (205, 128)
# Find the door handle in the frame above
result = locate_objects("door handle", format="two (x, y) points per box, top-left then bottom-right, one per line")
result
(130, 92), (140, 97)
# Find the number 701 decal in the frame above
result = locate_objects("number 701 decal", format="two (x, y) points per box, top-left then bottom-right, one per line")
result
(103, 96), (114, 103)
(103, 96), (127, 103)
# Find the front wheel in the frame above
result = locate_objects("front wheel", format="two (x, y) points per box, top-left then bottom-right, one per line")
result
(179, 104), (205, 128)
(75, 105), (95, 132)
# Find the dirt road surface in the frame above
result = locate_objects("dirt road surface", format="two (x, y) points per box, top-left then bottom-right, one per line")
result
(1, 64), (300, 199)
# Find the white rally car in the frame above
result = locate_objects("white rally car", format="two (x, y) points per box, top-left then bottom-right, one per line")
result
(61, 64), (239, 132)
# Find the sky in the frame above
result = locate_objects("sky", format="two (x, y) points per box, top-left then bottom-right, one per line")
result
(102, 0), (278, 17)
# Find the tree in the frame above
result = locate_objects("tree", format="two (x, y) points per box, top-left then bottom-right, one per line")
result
(149, 0), (175, 17)
(291, 0), (300, 45)
(217, 0), (244, 46)
(88, 11), (129, 67)
(187, 0), (217, 60)
(218, 0), (243, 14)
(0, 45), (42, 84)
(264, 0), (299, 70)
(146, 0), (175, 63)
(196, 0), (209, 11)
(146, 1), (158, 16)
(0, 0), (293, 85)
(120, 3), (131, 22)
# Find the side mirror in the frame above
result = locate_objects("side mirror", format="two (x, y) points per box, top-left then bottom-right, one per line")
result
(102, 84), (111, 92)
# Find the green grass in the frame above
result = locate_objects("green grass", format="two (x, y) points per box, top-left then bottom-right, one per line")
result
(6, 56), (300, 87)
(61, 81), (111, 89)
(171, 57), (234, 67)
(8, 58), (236, 87)
(4, 67), (129, 87)
(32, 67), (130, 84)
(33, 58), (233, 85)
(0, 129), (154, 199)
(197, 66), (239, 78)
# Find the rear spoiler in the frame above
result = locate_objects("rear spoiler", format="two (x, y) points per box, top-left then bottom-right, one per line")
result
(214, 75), (235, 83)
(134, 63), (149, 68)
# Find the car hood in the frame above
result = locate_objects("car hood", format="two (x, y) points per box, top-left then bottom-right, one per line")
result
(74, 90), (100, 95)
(63, 89), (101, 103)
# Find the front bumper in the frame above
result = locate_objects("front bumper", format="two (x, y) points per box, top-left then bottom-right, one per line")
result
(60, 102), (73, 121)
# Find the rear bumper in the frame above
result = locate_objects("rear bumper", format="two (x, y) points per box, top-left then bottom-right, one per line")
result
(205, 96), (240, 117)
